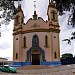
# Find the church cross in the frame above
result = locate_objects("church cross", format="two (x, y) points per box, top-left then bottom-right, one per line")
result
(34, 1), (36, 11)
(18, 0), (20, 6)
(49, 0), (50, 3)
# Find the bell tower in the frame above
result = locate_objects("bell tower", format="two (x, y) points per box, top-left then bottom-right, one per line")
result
(14, 4), (24, 30)
(47, 0), (60, 61)
(13, 4), (24, 62)
(47, 0), (58, 24)
(12, 0), (61, 65)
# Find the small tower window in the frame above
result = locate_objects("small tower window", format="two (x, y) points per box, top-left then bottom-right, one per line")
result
(54, 36), (56, 38)
(45, 35), (48, 48)
(21, 17), (24, 24)
(51, 11), (55, 20)
(51, 11), (58, 21)
(54, 52), (57, 58)
(55, 13), (58, 20)
(16, 53), (18, 59)
(16, 16), (20, 24)
(15, 16), (20, 25)
(24, 36), (26, 48)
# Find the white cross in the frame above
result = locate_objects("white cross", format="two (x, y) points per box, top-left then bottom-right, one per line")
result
(34, 1), (36, 11)
(49, 0), (50, 3)
(18, 0), (20, 6)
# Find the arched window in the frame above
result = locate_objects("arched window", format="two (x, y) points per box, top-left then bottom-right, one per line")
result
(51, 10), (58, 21)
(55, 13), (58, 20)
(21, 17), (24, 24)
(51, 11), (58, 20)
(51, 11), (55, 20)
(24, 36), (26, 48)
(54, 52), (57, 58)
(16, 53), (18, 59)
(45, 35), (48, 48)
(32, 34), (39, 47)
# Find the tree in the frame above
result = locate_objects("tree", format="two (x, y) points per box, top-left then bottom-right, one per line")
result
(0, 0), (75, 39)
(0, 0), (22, 37)
(53, 0), (75, 44)
(0, 0), (22, 25)
(0, 0), (13, 25)
(61, 53), (73, 58)
(0, 0), (74, 26)
(54, 0), (75, 27)
(62, 32), (75, 45)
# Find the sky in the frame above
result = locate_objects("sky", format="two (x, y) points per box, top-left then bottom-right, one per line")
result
(0, 0), (74, 61)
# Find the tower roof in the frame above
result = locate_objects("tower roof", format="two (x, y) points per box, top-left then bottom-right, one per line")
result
(48, 0), (56, 8)
(13, 4), (24, 18)
(13, 5), (22, 15)
(51, 0), (53, 3)
(49, 0), (53, 4)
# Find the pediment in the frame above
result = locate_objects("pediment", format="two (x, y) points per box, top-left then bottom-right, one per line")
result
(23, 17), (49, 30)
(31, 23), (40, 28)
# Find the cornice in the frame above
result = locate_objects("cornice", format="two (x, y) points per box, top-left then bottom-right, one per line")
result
(49, 24), (60, 27)
(13, 28), (60, 35)
(13, 26), (22, 31)
(51, 19), (58, 22)
(25, 17), (46, 25)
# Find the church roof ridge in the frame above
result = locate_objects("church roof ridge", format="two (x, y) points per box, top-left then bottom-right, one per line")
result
(25, 16), (47, 25)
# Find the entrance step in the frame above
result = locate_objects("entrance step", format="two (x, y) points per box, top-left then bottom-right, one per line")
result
(18, 65), (51, 70)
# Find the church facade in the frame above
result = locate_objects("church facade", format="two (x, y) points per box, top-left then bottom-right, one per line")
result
(13, 0), (61, 66)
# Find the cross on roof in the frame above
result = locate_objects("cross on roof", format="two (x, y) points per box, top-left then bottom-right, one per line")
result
(34, 1), (36, 11)
(49, 0), (50, 3)
(18, 0), (20, 6)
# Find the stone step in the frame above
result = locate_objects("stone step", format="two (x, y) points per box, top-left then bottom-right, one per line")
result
(17, 65), (51, 70)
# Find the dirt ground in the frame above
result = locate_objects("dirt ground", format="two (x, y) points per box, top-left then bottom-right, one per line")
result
(0, 64), (75, 75)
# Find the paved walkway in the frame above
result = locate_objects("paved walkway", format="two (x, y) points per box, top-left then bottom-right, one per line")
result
(0, 64), (75, 75)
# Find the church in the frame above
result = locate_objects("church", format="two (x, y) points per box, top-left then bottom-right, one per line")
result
(13, 0), (61, 66)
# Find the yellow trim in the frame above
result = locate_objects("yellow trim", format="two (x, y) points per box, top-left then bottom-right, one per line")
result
(58, 33), (60, 61)
(13, 26), (22, 31)
(50, 32), (53, 61)
(49, 24), (60, 27)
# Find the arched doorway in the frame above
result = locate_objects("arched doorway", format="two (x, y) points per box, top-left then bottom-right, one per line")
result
(27, 34), (45, 65)
(27, 47), (45, 64)
(30, 49), (41, 65)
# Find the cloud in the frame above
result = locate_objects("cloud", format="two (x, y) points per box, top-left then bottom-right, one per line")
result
(0, 20), (13, 60)
(20, 0), (49, 22)
(36, 0), (48, 20)
(59, 12), (74, 56)
(0, 49), (13, 61)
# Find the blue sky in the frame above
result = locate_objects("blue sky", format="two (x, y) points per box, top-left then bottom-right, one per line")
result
(0, 0), (74, 60)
